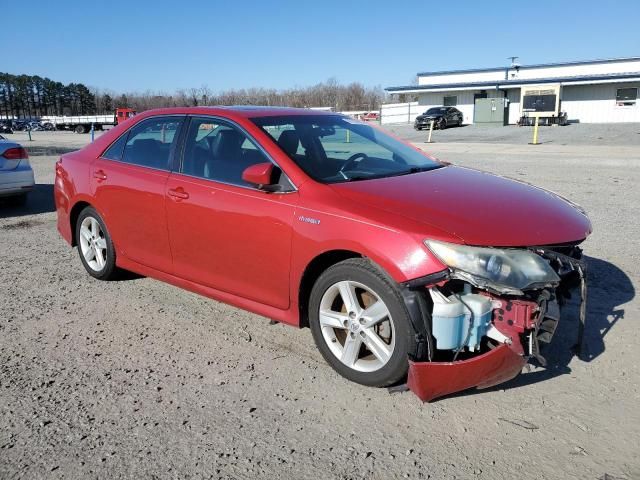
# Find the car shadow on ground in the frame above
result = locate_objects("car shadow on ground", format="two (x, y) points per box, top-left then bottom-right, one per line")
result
(436, 255), (633, 400)
(0, 184), (55, 219)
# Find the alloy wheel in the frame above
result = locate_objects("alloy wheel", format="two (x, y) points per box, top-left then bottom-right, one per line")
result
(318, 280), (395, 373)
(79, 216), (108, 272)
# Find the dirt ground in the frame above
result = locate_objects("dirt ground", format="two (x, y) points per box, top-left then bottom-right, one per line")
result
(1, 128), (639, 480)
(384, 121), (640, 146)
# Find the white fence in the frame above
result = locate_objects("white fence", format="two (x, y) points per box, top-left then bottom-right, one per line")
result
(380, 102), (427, 125)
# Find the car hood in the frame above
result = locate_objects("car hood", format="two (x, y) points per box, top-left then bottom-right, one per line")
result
(330, 166), (591, 247)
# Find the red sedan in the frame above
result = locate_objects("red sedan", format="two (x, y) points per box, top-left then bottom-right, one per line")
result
(54, 107), (591, 401)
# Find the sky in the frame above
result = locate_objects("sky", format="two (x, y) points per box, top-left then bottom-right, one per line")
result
(4, 0), (639, 94)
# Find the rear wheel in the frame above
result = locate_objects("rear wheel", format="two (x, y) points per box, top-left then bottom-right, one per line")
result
(309, 258), (414, 387)
(75, 206), (118, 280)
(74, 125), (86, 134)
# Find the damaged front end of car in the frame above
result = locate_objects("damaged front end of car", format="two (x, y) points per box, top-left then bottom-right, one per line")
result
(396, 241), (587, 402)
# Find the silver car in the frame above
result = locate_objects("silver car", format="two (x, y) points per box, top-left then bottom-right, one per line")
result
(0, 135), (35, 204)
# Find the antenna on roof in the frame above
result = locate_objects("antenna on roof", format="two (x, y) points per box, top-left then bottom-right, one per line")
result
(508, 56), (520, 69)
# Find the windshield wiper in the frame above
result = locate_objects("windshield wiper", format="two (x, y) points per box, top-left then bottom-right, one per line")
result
(343, 174), (372, 182)
(389, 165), (443, 177)
(340, 165), (444, 183)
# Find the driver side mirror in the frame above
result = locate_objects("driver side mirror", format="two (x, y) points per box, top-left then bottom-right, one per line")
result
(242, 162), (280, 191)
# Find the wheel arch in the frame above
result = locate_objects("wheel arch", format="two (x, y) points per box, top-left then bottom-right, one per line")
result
(298, 249), (363, 328)
(69, 200), (92, 246)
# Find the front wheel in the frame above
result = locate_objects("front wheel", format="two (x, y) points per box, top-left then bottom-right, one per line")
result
(76, 206), (118, 280)
(309, 258), (414, 387)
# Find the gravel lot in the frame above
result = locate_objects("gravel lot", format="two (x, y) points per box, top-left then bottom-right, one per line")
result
(1, 129), (639, 480)
(385, 122), (640, 146)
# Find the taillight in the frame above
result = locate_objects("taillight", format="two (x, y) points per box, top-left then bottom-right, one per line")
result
(2, 147), (28, 160)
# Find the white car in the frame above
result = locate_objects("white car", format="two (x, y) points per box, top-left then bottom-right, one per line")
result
(0, 136), (35, 204)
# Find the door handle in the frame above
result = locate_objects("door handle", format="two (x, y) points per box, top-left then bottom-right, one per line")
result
(93, 170), (107, 181)
(168, 187), (189, 200)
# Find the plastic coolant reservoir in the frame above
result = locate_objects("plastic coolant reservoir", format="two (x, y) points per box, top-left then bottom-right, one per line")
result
(429, 288), (494, 351)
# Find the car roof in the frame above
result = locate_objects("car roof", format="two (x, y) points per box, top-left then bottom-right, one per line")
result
(136, 106), (338, 119)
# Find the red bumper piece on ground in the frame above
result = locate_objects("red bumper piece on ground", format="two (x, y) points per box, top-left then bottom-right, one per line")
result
(407, 344), (527, 402)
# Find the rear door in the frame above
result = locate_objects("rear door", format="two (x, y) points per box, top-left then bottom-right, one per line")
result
(445, 108), (454, 123)
(91, 116), (185, 272)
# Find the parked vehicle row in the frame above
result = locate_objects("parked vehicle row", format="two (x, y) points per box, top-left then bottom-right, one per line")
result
(0, 119), (55, 132)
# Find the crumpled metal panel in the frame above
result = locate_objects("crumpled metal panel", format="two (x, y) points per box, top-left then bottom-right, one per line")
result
(407, 344), (526, 402)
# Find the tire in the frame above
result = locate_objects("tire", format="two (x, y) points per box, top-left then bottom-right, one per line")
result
(438, 118), (447, 130)
(415, 126), (422, 131)
(308, 258), (414, 387)
(457, 118), (463, 127)
(74, 125), (86, 134)
(75, 206), (118, 280)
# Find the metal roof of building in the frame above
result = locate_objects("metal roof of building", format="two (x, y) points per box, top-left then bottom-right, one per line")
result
(415, 56), (640, 77)
(386, 72), (640, 92)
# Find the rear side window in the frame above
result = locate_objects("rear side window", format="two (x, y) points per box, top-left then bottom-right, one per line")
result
(102, 133), (128, 160)
(121, 117), (183, 170)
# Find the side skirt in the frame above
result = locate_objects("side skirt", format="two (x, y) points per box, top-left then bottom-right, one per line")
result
(116, 256), (299, 327)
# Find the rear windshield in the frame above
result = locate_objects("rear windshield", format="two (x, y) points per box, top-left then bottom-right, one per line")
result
(250, 115), (442, 184)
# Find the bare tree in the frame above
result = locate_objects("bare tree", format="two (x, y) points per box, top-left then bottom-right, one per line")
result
(107, 79), (386, 114)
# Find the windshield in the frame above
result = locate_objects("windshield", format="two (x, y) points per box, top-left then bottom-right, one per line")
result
(250, 115), (442, 183)
(425, 107), (447, 115)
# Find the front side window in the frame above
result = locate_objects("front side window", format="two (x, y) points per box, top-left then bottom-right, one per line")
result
(120, 117), (183, 170)
(252, 115), (442, 183)
(181, 117), (274, 188)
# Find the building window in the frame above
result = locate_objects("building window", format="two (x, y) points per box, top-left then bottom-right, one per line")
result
(443, 95), (457, 106)
(616, 87), (637, 106)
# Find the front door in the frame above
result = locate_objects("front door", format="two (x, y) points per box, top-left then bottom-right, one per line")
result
(91, 116), (184, 272)
(165, 116), (298, 310)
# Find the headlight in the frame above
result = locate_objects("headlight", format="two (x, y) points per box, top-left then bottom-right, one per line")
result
(425, 239), (560, 291)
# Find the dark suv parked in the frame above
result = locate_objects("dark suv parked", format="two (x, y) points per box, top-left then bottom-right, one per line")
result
(414, 107), (463, 130)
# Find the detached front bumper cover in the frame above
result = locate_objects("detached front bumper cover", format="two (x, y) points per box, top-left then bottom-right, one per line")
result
(406, 344), (526, 402)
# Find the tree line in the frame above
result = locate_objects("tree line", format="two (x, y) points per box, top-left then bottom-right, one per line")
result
(1, 73), (385, 119)
(0, 73), (96, 119)
(97, 78), (385, 114)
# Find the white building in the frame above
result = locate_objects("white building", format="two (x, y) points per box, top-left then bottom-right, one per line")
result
(384, 56), (640, 125)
